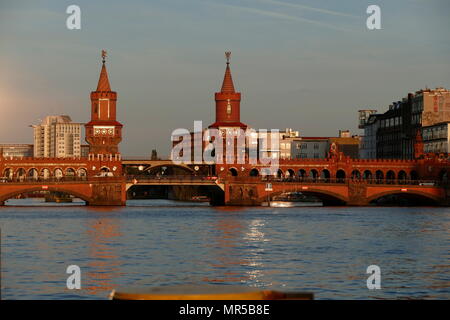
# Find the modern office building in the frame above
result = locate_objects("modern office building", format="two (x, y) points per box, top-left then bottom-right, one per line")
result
(32, 115), (82, 158)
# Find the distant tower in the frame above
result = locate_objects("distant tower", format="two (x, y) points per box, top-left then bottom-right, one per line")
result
(209, 52), (247, 129)
(85, 50), (123, 156)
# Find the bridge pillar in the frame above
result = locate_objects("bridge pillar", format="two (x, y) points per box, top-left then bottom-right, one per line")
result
(347, 184), (370, 206)
(88, 179), (126, 206)
(224, 183), (262, 206)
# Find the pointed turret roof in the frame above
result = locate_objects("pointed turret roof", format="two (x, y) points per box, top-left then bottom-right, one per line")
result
(96, 62), (111, 91)
(220, 52), (235, 93)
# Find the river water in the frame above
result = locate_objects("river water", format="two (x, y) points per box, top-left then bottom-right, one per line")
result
(0, 199), (449, 299)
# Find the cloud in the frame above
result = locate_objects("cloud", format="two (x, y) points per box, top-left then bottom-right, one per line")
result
(209, 2), (356, 32)
(249, 0), (357, 18)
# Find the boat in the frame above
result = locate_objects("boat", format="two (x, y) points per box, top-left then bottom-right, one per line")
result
(263, 192), (323, 207)
(45, 192), (73, 203)
(266, 201), (322, 207)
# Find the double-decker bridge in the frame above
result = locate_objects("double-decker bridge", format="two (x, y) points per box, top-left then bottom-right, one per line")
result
(1, 155), (449, 206)
(1, 51), (449, 206)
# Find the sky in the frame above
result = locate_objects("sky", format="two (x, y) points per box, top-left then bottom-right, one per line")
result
(0, 0), (449, 157)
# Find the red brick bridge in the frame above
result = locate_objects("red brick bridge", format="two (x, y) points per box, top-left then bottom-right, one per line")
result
(0, 156), (126, 205)
(215, 154), (450, 206)
(0, 154), (449, 206)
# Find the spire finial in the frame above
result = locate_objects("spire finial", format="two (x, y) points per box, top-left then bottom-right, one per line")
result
(101, 49), (107, 64)
(225, 51), (231, 65)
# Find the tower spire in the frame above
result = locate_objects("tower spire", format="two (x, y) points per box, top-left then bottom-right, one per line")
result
(221, 51), (235, 93)
(97, 50), (111, 91)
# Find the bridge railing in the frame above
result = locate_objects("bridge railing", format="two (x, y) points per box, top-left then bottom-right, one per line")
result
(225, 176), (442, 186)
(126, 175), (219, 183)
(0, 176), (124, 184)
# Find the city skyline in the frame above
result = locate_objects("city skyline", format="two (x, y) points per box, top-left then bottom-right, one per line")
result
(1, 0), (450, 157)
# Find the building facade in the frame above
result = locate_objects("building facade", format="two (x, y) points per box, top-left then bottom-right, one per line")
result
(359, 114), (379, 159)
(422, 122), (450, 154)
(360, 88), (450, 160)
(32, 115), (81, 158)
(0, 144), (34, 158)
(290, 138), (328, 159)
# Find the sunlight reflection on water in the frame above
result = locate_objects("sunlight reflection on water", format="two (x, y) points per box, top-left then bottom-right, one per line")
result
(0, 199), (449, 299)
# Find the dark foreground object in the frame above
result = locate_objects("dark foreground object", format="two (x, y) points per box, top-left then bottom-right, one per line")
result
(109, 285), (314, 300)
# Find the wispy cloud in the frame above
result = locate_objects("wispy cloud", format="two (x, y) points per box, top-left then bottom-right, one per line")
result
(250, 0), (358, 18)
(208, 2), (356, 33)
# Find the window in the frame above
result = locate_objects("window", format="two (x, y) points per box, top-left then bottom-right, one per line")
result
(314, 143), (319, 149)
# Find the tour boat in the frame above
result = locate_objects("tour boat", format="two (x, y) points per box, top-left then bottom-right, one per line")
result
(263, 192), (323, 207)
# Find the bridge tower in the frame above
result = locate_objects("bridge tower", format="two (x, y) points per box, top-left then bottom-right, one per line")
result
(209, 52), (248, 168)
(209, 52), (247, 130)
(85, 50), (123, 156)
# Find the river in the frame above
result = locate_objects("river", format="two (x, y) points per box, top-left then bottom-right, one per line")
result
(0, 199), (449, 299)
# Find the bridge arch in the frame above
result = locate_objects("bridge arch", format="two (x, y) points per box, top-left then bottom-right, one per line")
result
(249, 168), (259, 177)
(367, 190), (440, 206)
(351, 170), (361, 181)
(0, 186), (91, 204)
(41, 168), (51, 179)
(16, 168), (26, 179)
(66, 168), (76, 177)
(54, 168), (63, 178)
(145, 164), (195, 175)
(286, 169), (295, 177)
(336, 169), (346, 183)
(298, 169), (307, 179)
(3, 168), (12, 179)
(276, 169), (283, 178)
(261, 188), (347, 206)
(398, 170), (407, 182)
(228, 167), (238, 177)
(77, 168), (88, 177)
(27, 168), (39, 180)
(363, 170), (372, 180)
(321, 169), (330, 180)
(386, 170), (396, 183)
(309, 169), (319, 179)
